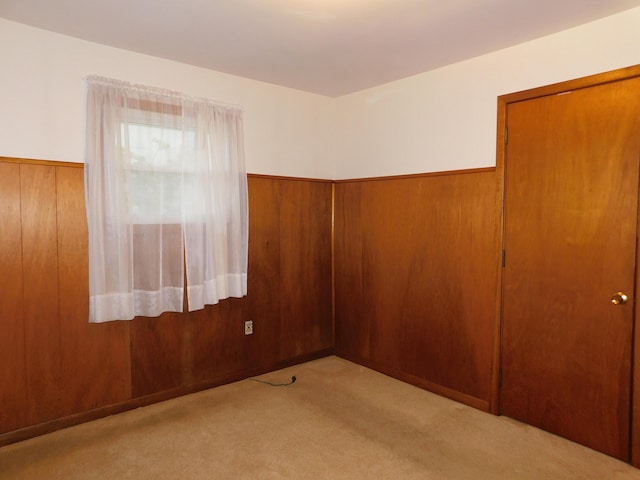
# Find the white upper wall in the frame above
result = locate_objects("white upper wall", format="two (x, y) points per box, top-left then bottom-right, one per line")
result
(333, 7), (640, 179)
(0, 19), (335, 179)
(2, 8), (640, 180)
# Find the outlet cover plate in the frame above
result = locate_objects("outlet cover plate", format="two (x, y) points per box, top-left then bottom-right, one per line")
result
(244, 320), (253, 335)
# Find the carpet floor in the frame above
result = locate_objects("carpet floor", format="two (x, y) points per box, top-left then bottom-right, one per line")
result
(1, 356), (639, 479)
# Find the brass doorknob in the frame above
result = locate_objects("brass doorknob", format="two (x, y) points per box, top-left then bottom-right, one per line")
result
(611, 292), (628, 305)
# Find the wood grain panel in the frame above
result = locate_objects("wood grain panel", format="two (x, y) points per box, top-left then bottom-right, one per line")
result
(370, 178), (424, 372)
(187, 298), (248, 384)
(0, 162), (27, 433)
(20, 164), (63, 425)
(334, 170), (499, 404)
(130, 312), (186, 397)
(279, 179), (333, 359)
(56, 166), (131, 415)
(402, 172), (497, 401)
(244, 176), (282, 368)
(334, 183), (368, 359)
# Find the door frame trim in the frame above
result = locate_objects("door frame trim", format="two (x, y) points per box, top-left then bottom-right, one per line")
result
(491, 63), (640, 464)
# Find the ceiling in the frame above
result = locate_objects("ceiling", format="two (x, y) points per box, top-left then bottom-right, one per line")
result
(2, 0), (640, 97)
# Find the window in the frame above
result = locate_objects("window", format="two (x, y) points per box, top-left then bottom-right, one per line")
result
(123, 109), (197, 223)
(84, 76), (248, 323)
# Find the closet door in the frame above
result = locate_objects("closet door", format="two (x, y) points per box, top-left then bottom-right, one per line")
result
(500, 75), (640, 460)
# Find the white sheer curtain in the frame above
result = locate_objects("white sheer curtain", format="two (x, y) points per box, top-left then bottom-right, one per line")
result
(84, 76), (248, 323)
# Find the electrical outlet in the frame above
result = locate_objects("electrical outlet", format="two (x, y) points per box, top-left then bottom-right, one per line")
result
(244, 320), (253, 335)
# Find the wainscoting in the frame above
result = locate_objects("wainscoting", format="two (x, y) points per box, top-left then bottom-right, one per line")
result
(334, 169), (500, 411)
(0, 157), (499, 446)
(0, 158), (333, 444)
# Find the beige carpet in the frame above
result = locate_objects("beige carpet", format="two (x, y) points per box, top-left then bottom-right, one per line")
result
(1, 356), (639, 479)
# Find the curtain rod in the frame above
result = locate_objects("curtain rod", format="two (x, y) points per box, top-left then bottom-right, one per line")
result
(85, 75), (243, 112)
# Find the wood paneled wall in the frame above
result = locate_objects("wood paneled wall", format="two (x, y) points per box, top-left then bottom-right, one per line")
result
(1, 157), (498, 443)
(0, 159), (333, 443)
(334, 169), (500, 410)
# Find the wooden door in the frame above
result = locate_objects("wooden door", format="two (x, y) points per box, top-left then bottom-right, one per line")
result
(500, 75), (640, 460)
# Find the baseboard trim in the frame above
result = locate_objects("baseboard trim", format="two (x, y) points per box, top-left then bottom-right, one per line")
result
(336, 353), (490, 413)
(0, 348), (334, 448)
